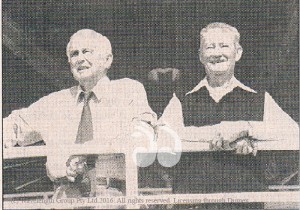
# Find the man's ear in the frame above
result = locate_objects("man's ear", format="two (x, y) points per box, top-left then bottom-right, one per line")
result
(199, 48), (205, 65)
(235, 46), (243, 62)
(104, 54), (113, 69)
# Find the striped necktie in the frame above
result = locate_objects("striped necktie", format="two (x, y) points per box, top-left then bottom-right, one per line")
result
(75, 91), (94, 144)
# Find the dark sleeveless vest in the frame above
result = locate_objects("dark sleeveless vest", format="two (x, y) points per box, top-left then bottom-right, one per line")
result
(173, 86), (267, 193)
(182, 86), (265, 126)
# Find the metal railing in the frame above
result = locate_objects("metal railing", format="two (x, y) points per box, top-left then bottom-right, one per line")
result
(3, 140), (299, 209)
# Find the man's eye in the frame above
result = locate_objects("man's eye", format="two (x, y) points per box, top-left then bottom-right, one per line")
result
(206, 46), (214, 49)
(70, 51), (78, 57)
(83, 49), (92, 54)
(221, 45), (229, 48)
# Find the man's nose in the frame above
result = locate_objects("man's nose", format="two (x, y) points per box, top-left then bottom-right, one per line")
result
(76, 52), (86, 64)
(210, 47), (224, 56)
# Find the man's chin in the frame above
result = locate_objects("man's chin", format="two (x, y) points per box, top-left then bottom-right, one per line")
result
(73, 73), (94, 83)
(72, 69), (107, 84)
(207, 68), (229, 75)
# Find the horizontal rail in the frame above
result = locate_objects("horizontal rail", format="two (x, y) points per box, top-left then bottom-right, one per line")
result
(4, 186), (298, 200)
(3, 188), (172, 200)
(4, 142), (298, 209)
(4, 192), (54, 199)
(4, 141), (299, 159)
(268, 185), (300, 191)
(3, 145), (124, 159)
(138, 187), (173, 194)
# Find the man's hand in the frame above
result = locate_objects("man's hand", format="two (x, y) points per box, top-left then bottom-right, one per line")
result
(210, 132), (258, 156)
(217, 121), (251, 142)
(3, 124), (18, 148)
(209, 121), (258, 155)
(3, 116), (43, 148)
(4, 123), (25, 148)
(234, 139), (258, 156)
(209, 133), (225, 151)
(66, 155), (87, 182)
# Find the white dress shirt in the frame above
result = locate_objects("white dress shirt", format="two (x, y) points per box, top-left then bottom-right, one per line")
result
(3, 77), (157, 178)
(159, 77), (299, 150)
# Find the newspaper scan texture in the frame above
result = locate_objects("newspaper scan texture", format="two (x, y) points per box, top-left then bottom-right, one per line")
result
(2, 0), (299, 209)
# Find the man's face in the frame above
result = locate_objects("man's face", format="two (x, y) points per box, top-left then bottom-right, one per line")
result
(199, 28), (242, 77)
(68, 37), (110, 83)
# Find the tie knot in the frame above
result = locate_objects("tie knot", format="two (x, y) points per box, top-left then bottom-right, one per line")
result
(80, 91), (94, 104)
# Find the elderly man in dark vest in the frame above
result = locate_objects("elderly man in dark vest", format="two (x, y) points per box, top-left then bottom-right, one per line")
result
(159, 22), (299, 209)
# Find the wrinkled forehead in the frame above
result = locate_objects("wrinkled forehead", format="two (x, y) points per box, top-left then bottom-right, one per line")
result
(201, 28), (236, 44)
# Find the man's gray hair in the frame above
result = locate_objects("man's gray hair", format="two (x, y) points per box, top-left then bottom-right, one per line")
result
(66, 29), (112, 59)
(200, 22), (242, 48)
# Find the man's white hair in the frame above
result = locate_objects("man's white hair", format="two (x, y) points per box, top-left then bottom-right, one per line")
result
(200, 22), (242, 48)
(66, 29), (112, 59)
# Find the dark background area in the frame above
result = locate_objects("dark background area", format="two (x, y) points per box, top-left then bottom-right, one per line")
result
(2, 0), (299, 122)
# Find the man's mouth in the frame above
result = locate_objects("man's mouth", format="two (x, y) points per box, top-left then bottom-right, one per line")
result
(77, 66), (90, 71)
(208, 57), (227, 64)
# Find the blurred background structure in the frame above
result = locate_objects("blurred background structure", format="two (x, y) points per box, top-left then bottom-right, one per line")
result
(3, 0), (298, 120)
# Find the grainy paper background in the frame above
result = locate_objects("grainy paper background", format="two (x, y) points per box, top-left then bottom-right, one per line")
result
(2, 0), (299, 209)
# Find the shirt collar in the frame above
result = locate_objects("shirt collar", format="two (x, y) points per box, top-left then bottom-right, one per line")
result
(73, 76), (111, 104)
(186, 76), (256, 102)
